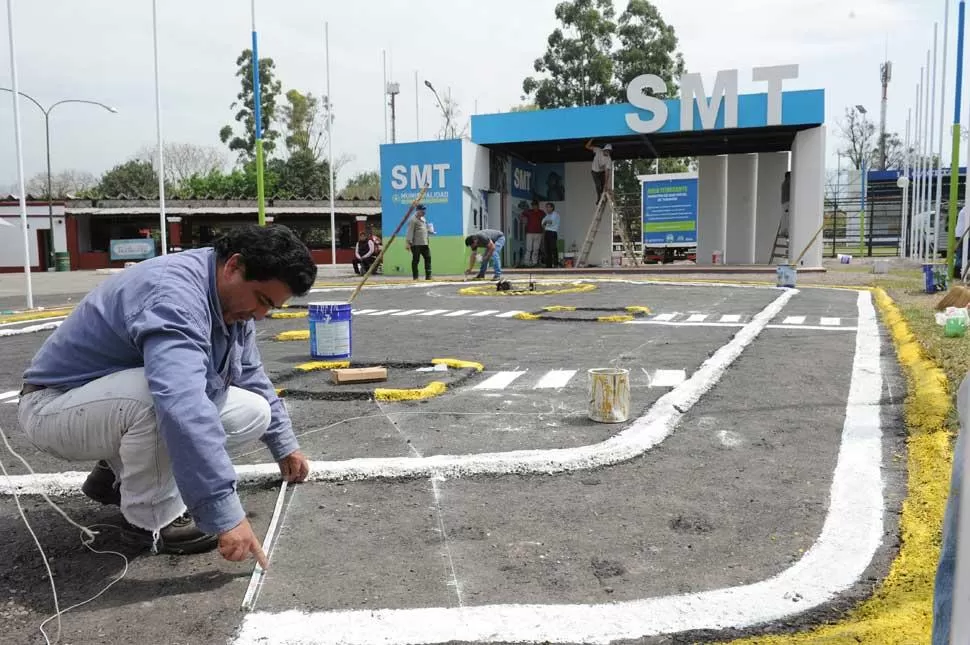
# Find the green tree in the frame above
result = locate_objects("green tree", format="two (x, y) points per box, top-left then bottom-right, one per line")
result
(342, 170), (380, 200)
(96, 160), (160, 197)
(612, 0), (685, 101)
(522, 0), (617, 109)
(268, 150), (333, 198)
(219, 49), (283, 163)
(280, 89), (329, 159)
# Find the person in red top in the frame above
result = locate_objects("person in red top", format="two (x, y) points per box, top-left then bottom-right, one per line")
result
(519, 199), (545, 267)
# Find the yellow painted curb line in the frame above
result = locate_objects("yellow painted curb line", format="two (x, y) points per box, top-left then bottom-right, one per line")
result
(268, 311), (308, 319)
(294, 360), (351, 372)
(432, 358), (484, 372)
(374, 381), (448, 402)
(543, 305), (577, 312)
(514, 312), (542, 320)
(597, 315), (634, 323)
(625, 306), (651, 314)
(0, 307), (73, 323)
(458, 282), (598, 296)
(719, 287), (951, 644)
(276, 330), (310, 341)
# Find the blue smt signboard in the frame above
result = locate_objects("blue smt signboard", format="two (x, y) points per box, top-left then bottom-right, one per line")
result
(380, 139), (463, 237)
(642, 175), (698, 247)
(511, 159), (566, 202)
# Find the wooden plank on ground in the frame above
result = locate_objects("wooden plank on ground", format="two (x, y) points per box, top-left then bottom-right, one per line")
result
(331, 367), (388, 385)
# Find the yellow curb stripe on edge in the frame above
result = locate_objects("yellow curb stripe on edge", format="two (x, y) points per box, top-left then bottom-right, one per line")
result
(0, 307), (74, 323)
(720, 286), (951, 644)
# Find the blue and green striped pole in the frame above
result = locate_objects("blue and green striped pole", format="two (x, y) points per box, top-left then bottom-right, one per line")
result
(948, 0), (966, 276)
(251, 0), (266, 226)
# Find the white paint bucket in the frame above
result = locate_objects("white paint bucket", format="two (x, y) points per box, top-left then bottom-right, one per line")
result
(587, 368), (631, 424)
(776, 264), (796, 288)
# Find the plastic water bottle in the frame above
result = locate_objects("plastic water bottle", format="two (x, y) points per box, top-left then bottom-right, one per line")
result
(945, 315), (967, 338)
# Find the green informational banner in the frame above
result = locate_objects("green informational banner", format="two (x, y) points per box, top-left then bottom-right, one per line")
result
(642, 175), (698, 247)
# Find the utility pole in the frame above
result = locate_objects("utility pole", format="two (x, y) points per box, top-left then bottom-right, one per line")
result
(879, 60), (892, 170)
(387, 81), (400, 143)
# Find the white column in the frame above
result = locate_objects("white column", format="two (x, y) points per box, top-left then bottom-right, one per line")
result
(789, 126), (826, 267)
(725, 154), (758, 264)
(696, 155), (727, 265)
(755, 152), (790, 263)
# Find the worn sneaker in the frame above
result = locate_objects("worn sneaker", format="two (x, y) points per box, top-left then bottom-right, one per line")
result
(81, 460), (121, 506)
(121, 512), (219, 555)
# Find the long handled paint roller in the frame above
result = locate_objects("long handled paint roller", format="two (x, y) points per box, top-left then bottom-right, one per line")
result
(791, 222), (826, 267)
(348, 184), (429, 304)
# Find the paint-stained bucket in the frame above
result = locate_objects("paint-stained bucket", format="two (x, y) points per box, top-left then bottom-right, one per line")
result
(587, 368), (630, 424)
(776, 264), (797, 288)
(308, 302), (352, 360)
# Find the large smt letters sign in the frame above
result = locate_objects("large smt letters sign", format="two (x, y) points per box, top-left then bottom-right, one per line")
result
(625, 64), (800, 133)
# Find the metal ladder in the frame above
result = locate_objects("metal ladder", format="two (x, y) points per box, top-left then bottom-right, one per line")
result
(770, 204), (790, 264)
(577, 191), (612, 268)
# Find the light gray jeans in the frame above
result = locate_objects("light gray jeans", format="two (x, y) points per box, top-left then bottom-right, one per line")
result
(18, 367), (270, 533)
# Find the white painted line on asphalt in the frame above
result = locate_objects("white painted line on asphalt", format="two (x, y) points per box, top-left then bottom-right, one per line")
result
(2, 289), (797, 501)
(419, 310), (449, 316)
(392, 310), (425, 316)
(649, 369), (687, 388)
(627, 320), (745, 328)
(782, 316), (807, 325)
(474, 371), (526, 390)
(444, 310), (472, 317)
(533, 370), (577, 389)
(766, 325), (858, 332)
(0, 315), (67, 328)
(652, 313), (677, 322)
(3, 399), (17, 405)
(309, 278), (779, 296)
(0, 321), (63, 337)
(495, 311), (525, 318)
(686, 314), (708, 322)
(472, 310), (500, 317)
(228, 289), (883, 645)
(0, 390), (18, 401)
(367, 310), (400, 316)
(352, 309), (377, 315)
(719, 314), (742, 323)
(820, 317), (841, 326)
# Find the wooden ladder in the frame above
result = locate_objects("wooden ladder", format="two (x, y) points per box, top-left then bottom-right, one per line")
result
(577, 192), (613, 268)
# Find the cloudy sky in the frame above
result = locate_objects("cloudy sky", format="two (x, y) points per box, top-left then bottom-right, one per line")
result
(0, 0), (955, 192)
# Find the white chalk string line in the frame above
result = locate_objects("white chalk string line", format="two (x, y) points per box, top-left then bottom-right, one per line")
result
(241, 479), (290, 611)
(0, 423), (129, 645)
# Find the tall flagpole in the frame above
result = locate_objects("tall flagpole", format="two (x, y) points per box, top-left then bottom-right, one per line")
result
(934, 6), (949, 260)
(948, 0), (967, 276)
(326, 21), (336, 265)
(902, 109), (911, 258)
(251, 0), (266, 226)
(6, 0), (32, 309)
(151, 0), (168, 254)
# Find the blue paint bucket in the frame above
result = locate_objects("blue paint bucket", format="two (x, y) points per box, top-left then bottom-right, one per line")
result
(308, 302), (352, 359)
(923, 264), (938, 294)
(776, 264), (796, 288)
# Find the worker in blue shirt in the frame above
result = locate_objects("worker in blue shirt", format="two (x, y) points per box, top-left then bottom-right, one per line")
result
(17, 225), (317, 565)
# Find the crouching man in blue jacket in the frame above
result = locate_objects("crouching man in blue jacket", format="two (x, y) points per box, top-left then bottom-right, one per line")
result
(17, 224), (316, 566)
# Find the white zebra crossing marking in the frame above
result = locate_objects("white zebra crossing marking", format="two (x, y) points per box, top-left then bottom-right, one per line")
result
(367, 310), (400, 316)
(820, 317), (841, 326)
(533, 370), (577, 389)
(495, 311), (525, 318)
(352, 309), (377, 315)
(472, 310), (500, 317)
(392, 309), (425, 316)
(653, 313), (677, 322)
(474, 371), (527, 390)
(445, 310), (473, 317)
(782, 316), (806, 325)
(419, 310), (449, 316)
(0, 390), (18, 401)
(686, 314), (708, 323)
(649, 369), (687, 388)
(719, 314), (741, 323)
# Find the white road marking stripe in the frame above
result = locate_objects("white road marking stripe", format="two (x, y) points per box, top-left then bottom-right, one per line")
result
(627, 320), (744, 328)
(473, 371), (526, 390)
(367, 310), (399, 316)
(0, 390), (19, 401)
(352, 309), (377, 315)
(533, 370), (577, 389)
(471, 310), (500, 317)
(649, 369), (687, 388)
(782, 315), (807, 325)
(652, 313), (677, 322)
(820, 317), (841, 326)
(419, 310), (449, 316)
(444, 310), (472, 317)
(719, 314), (742, 323)
(392, 309), (425, 316)
(766, 324), (858, 331)
(227, 289), (884, 645)
(686, 314), (708, 323)
(495, 311), (524, 318)
(0, 315), (67, 328)
(0, 321), (63, 337)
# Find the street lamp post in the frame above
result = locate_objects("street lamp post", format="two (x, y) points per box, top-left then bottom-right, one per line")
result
(0, 88), (116, 269)
(424, 80), (449, 137)
(856, 105), (868, 258)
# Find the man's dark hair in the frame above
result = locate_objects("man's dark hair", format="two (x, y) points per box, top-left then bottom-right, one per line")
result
(212, 224), (317, 296)
(546, 202), (555, 209)
(531, 200), (539, 206)
(464, 235), (476, 247)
